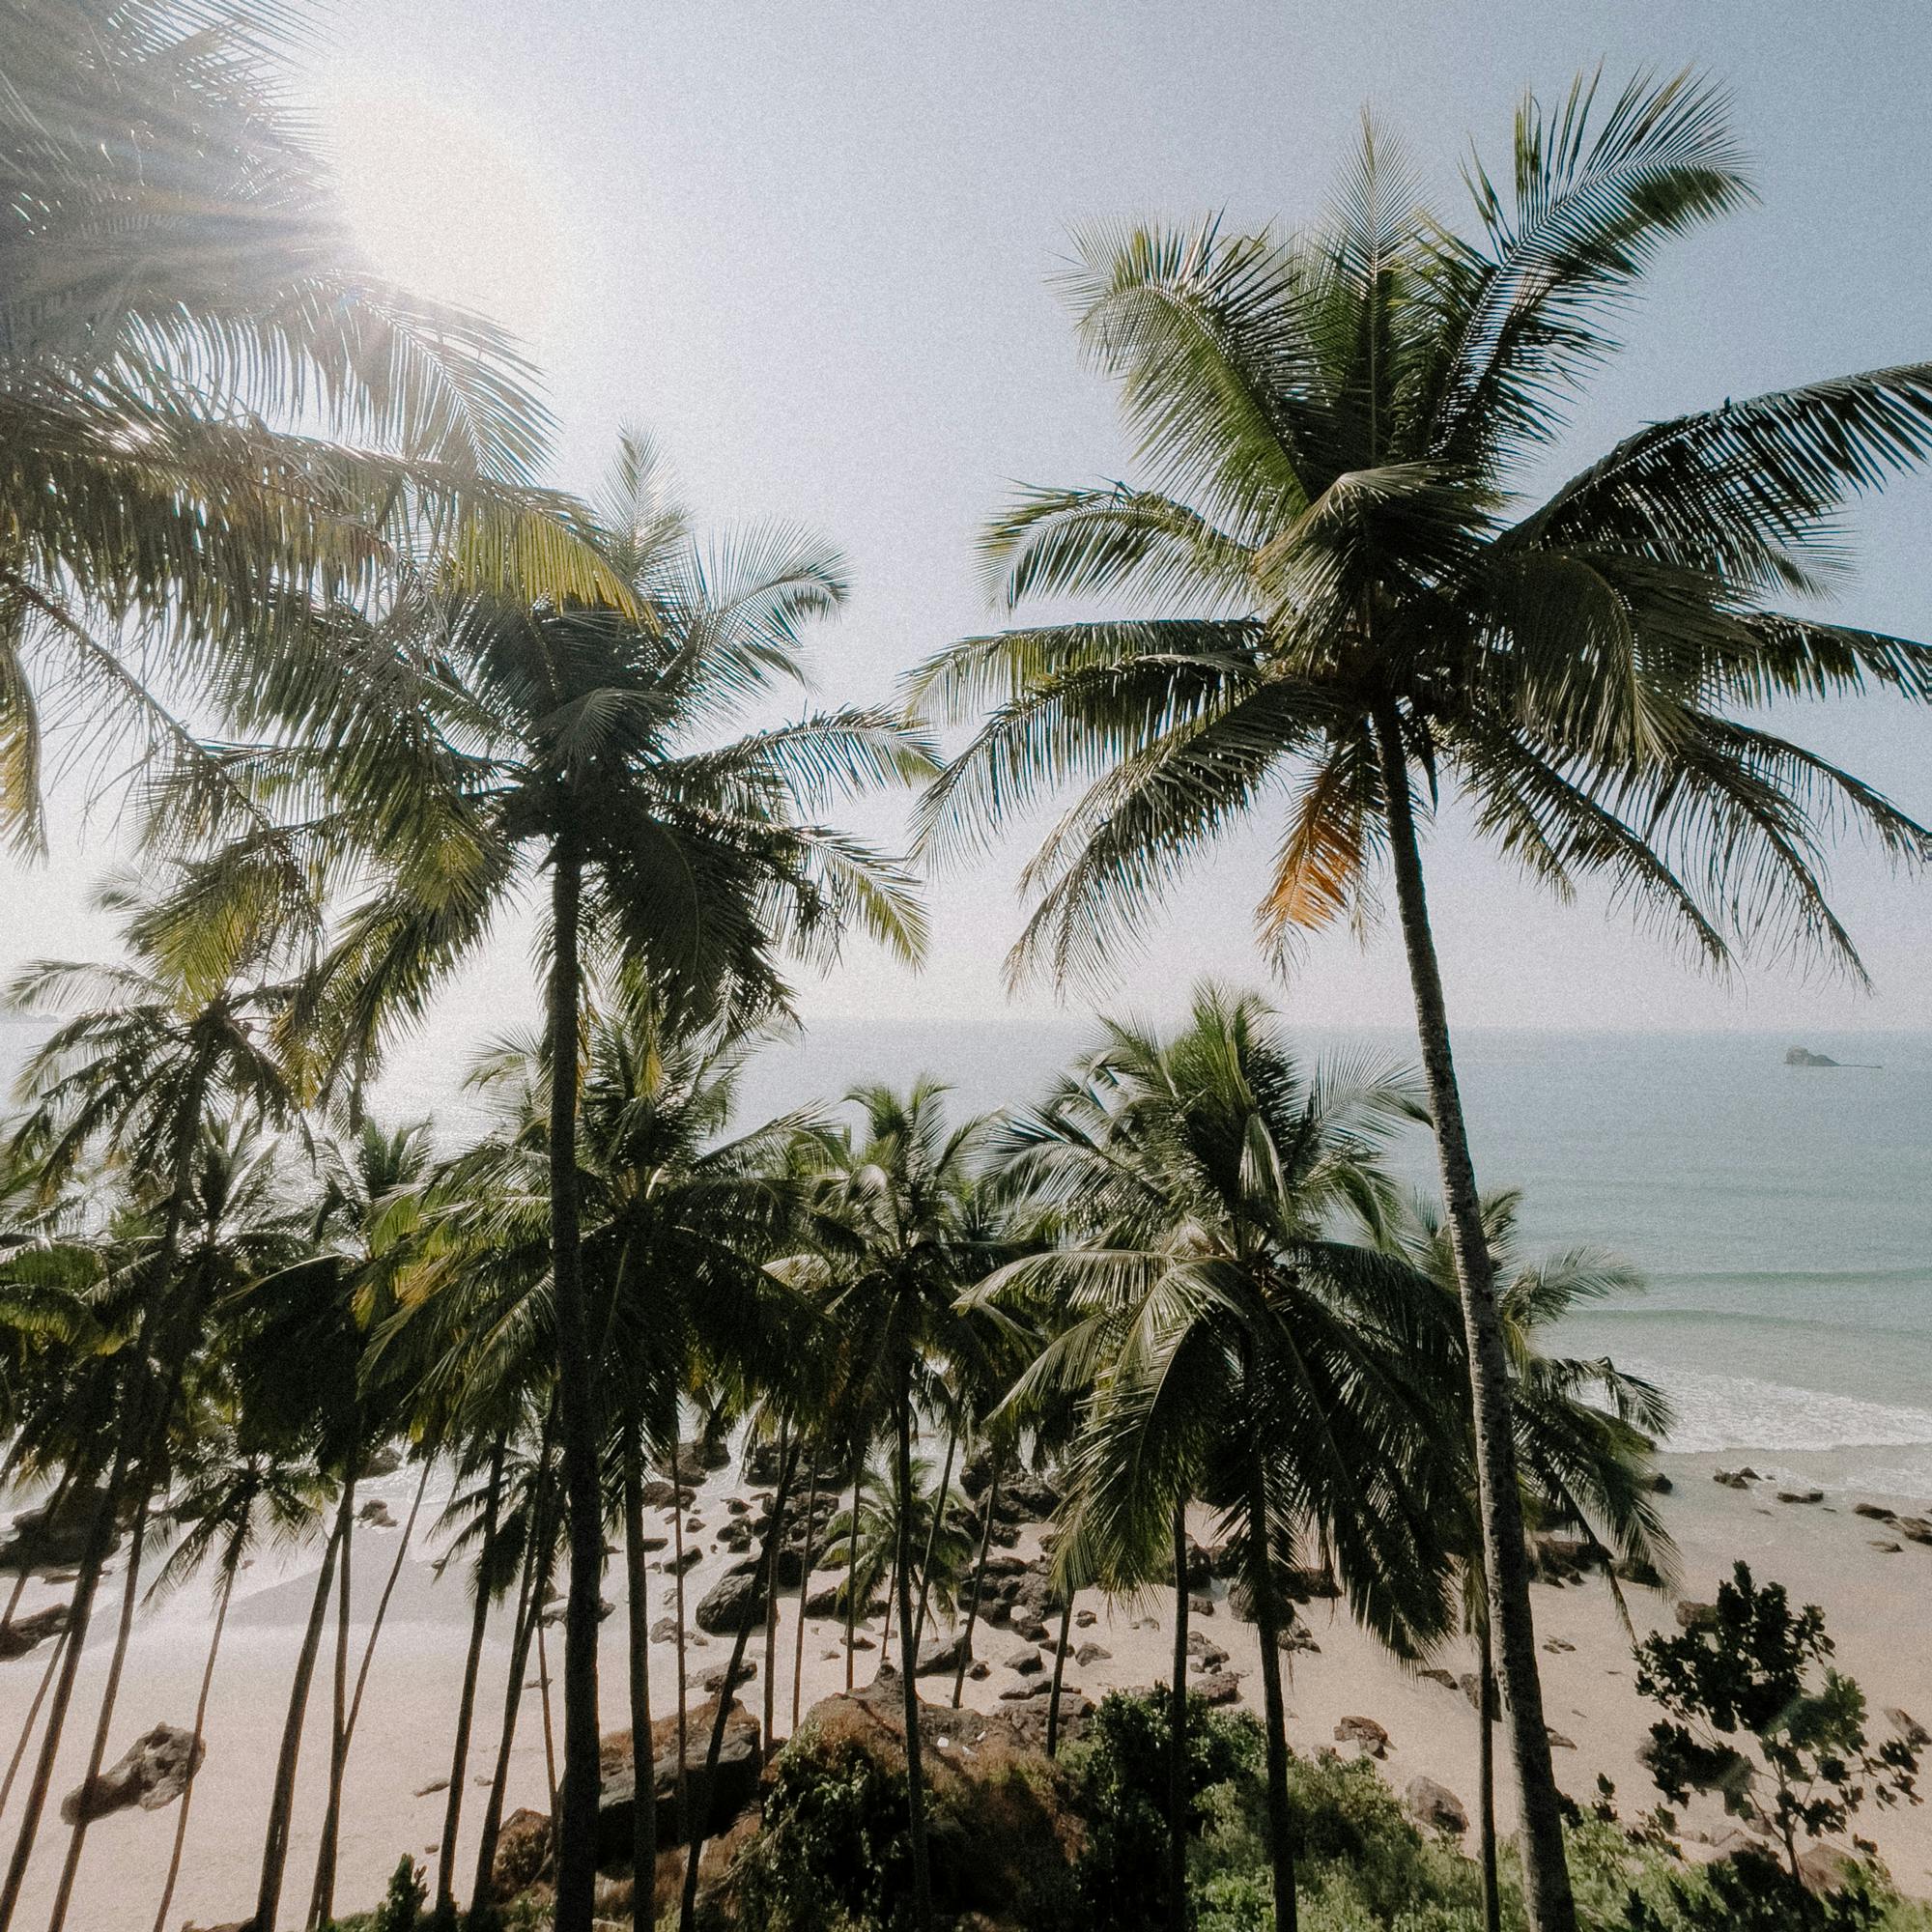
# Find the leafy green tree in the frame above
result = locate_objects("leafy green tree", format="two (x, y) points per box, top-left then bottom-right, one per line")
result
(908, 72), (1932, 1932)
(1635, 1562), (1920, 1912)
(978, 986), (1453, 1932)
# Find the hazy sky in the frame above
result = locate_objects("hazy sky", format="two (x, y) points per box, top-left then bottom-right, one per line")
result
(9, 0), (1932, 1049)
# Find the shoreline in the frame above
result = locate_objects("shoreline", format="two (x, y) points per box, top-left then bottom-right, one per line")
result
(2, 1444), (1930, 1928)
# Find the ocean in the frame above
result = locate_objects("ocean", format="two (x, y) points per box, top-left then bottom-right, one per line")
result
(6, 1014), (1930, 1496)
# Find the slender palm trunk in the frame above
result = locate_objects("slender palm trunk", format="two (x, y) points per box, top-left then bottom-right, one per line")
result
(345, 1460), (433, 1748)
(1478, 1618), (1500, 1932)
(668, 1443), (691, 1850)
(151, 1556), (235, 1932)
(952, 1457), (1001, 1711)
(547, 834), (605, 1932)
(622, 1429), (656, 1932)
(679, 1435), (800, 1932)
(910, 1418), (958, 1661)
(842, 1440), (863, 1692)
(436, 1432), (509, 1917)
(760, 1424), (790, 1760)
(1044, 1594), (1074, 1758)
(472, 1476), (552, 1918)
(0, 1624), (68, 1820)
(1373, 704), (1576, 1932)
(1168, 1501), (1191, 1932)
(536, 1612), (559, 1827)
(44, 1472), (157, 1932)
(1241, 1344), (1296, 1932)
(892, 1393), (933, 1932)
(254, 1493), (351, 1932)
(790, 1455), (821, 1736)
(303, 1463), (358, 1930)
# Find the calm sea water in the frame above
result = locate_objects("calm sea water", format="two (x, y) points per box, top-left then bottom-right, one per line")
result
(7, 1015), (1929, 1491)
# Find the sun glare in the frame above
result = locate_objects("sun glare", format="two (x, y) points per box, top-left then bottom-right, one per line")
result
(318, 84), (564, 348)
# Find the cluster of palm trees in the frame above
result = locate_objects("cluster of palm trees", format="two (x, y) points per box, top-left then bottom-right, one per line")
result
(5, 8), (1932, 1932)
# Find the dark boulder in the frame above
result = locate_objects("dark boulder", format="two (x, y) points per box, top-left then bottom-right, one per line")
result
(695, 1570), (766, 1634)
(0, 1605), (67, 1660)
(60, 1723), (202, 1824)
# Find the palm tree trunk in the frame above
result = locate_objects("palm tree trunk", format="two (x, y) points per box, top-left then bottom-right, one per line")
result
(1241, 1342), (1296, 1932)
(1168, 1501), (1191, 1932)
(843, 1439), (863, 1692)
(436, 1430), (509, 1917)
(472, 1481), (550, 1918)
(679, 1434), (800, 1932)
(1373, 703), (1577, 1932)
(254, 1493), (350, 1932)
(44, 1470), (158, 1932)
(304, 1461), (358, 1930)
(622, 1428), (656, 1932)
(1479, 1619), (1500, 1932)
(952, 1455), (1001, 1711)
(547, 831), (605, 1932)
(668, 1442), (691, 1850)
(893, 1392), (934, 1932)
(345, 1459), (433, 1748)
(790, 1454), (821, 1736)
(0, 1621), (69, 1820)
(1044, 1594), (1074, 1759)
(537, 1607), (559, 1827)
(910, 1415), (959, 1661)
(760, 1424), (790, 1761)
(152, 1555), (236, 1932)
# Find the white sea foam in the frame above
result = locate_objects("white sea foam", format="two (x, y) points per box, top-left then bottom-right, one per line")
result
(1628, 1358), (1932, 1456)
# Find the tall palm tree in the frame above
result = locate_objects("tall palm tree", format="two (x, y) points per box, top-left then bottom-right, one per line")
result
(782, 1081), (996, 1932)
(908, 71), (1932, 1932)
(190, 433), (935, 1931)
(973, 987), (1455, 1932)
(0, 0), (633, 860)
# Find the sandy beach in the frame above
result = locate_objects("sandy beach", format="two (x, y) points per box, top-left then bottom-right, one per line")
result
(2, 1443), (1929, 1931)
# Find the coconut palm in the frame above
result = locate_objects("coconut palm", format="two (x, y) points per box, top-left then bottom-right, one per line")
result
(908, 71), (1932, 1932)
(781, 1081), (999, 1932)
(0, 0), (635, 861)
(974, 986), (1455, 1932)
(186, 432), (935, 1931)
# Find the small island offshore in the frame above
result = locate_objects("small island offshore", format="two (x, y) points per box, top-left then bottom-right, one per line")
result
(4, 8), (1932, 1932)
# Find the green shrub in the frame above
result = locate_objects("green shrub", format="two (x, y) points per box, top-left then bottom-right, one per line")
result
(734, 1725), (916, 1932)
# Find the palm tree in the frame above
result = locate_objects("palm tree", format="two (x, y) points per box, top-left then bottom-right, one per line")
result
(198, 432), (934, 1931)
(0, 882), (298, 1932)
(0, 0), (633, 862)
(783, 1081), (997, 1932)
(974, 987), (1455, 1932)
(908, 72), (1932, 1932)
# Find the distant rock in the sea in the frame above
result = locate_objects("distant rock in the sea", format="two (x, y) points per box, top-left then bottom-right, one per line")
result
(1785, 1045), (1839, 1066)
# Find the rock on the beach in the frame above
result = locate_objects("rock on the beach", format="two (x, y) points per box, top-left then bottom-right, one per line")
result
(695, 1571), (768, 1634)
(60, 1723), (203, 1824)
(1854, 1502), (1896, 1522)
(1419, 1667), (1460, 1690)
(492, 1806), (553, 1894)
(914, 1631), (972, 1677)
(696, 1659), (756, 1695)
(597, 1696), (761, 1860)
(0, 1490), (113, 1571)
(1674, 1600), (1718, 1632)
(1896, 1518), (1932, 1546)
(356, 1498), (398, 1528)
(1074, 1641), (1111, 1667)
(0, 1605), (67, 1660)
(1194, 1671), (1242, 1707)
(1334, 1716), (1389, 1759)
(1542, 1638), (1576, 1655)
(1006, 1647), (1043, 1675)
(1547, 1729), (1577, 1750)
(1713, 1467), (1757, 1490)
(1776, 1489), (1824, 1505)
(1405, 1776), (1468, 1835)
(1074, 1609), (1097, 1629)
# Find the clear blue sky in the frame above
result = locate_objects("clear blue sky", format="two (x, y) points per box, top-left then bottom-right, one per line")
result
(9, 0), (1931, 1044)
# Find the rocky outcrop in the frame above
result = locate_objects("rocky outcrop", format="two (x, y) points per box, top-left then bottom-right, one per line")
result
(1785, 1046), (1839, 1067)
(1334, 1716), (1389, 1758)
(59, 1723), (202, 1824)
(597, 1695), (762, 1861)
(1405, 1776), (1468, 1834)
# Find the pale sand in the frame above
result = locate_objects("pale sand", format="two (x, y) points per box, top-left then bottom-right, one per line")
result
(2, 1447), (1929, 1930)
